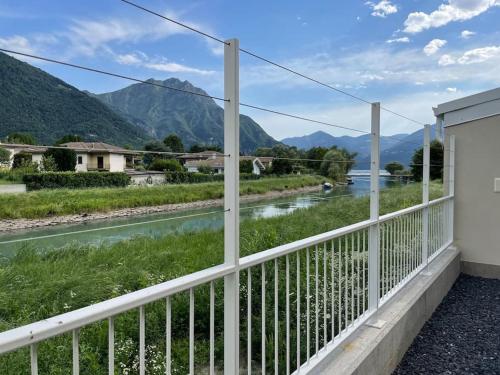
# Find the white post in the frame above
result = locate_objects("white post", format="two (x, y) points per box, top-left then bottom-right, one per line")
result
(224, 38), (240, 375)
(448, 135), (455, 243)
(368, 102), (380, 312)
(422, 124), (430, 270)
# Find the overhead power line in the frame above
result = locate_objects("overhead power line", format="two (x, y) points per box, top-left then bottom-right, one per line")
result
(118, 0), (428, 127)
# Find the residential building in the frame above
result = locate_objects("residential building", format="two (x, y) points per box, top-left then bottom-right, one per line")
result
(0, 143), (47, 168)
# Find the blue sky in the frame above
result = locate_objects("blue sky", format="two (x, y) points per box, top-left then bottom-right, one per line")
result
(1, 0), (499, 140)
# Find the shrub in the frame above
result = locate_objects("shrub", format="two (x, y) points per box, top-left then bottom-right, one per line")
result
(12, 152), (34, 169)
(41, 155), (58, 172)
(148, 158), (183, 172)
(197, 164), (214, 175)
(0, 148), (10, 164)
(240, 160), (253, 174)
(44, 148), (77, 171)
(164, 172), (259, 184)
(23, 172), (131, 190)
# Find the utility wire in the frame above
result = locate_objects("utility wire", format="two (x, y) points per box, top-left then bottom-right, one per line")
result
(117, 0), (428, 128)
(0, 48), (227, 102)
(239, 102), (370, 134)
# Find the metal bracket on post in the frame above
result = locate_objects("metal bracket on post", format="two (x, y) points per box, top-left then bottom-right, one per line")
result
(223, 38), (240, 375)
(422, 124), (431, 275)
(368, 102), (380, 313)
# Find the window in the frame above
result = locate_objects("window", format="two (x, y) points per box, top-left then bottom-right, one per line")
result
(77, 156), (83, 165)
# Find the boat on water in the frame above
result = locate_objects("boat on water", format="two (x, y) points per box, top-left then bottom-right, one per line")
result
(322, 182), (333, 190)
(347, 177), (354, 185)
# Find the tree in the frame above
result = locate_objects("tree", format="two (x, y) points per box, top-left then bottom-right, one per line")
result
(163, 134), (184, 153)
(320, 147), (357, 182)
(12, 152), (38, 171)
(189, 144), (223, 153)
(198, 164), (214, 174)
(0, 148), (10, 164)
(7, 132), (36, 145)
(54, 135), (83, 145)
(148, 158), (183, 172)
(411, 140), (444, 181)
(239, 160), (253, 174)
(385, 161), (404, 175)
(306, 147), (329, 171)
(44, 148), (77, 171)
(143, 141), (171, 166)
(41, 154), (58, 172)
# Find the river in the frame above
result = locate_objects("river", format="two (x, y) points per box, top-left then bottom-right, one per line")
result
(0, 176), (406, 258)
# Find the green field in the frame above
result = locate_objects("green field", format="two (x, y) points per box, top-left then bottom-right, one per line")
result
(0, 175), (325, 219)
(0, 182), (442, 374)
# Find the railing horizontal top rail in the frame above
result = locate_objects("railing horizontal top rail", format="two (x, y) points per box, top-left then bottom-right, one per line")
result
(239, 219), (374, 270)
(0, 264), (234, 354)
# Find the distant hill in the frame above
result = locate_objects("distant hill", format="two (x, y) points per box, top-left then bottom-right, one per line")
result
(0, 52), (150, 147)
(281, 131), (410, 162)
(95, 78), (278, 154)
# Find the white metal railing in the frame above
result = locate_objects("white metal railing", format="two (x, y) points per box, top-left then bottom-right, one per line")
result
(0, 39), (456, 374)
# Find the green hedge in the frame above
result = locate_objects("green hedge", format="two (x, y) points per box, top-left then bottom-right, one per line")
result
(23, 172), (131, 190)
(164, 172), (260, 184)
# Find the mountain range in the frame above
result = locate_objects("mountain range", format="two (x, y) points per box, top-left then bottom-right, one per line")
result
(93, 78), (277, 153)
(0, 52), (277, 152)
(282, 127), (437, 167)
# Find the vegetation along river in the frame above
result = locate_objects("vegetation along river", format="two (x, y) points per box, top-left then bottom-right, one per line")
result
(0, 176), (406, 258)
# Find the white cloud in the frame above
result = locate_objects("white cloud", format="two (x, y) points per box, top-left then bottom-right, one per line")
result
(404, 0), (500, 33)
(438, 45), (500, 65)
(0, 35), (40, 62)
(438, 54), (456, 66)
(457, 45), (500, 64)
(461, 30), (476, 39)
(446, 87), (457, 92)
(386, 37), (410, 43)
(366, 1), (398, 17)
(114, 51), (215, 76)
(423, 39), (447, 56)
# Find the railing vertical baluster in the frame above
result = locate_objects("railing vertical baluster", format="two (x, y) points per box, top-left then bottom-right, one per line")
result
(286, 255), (290, 375)
(306, 247), (310, 360)
(344, 236), (348, 329)
(323, 242), (327, 347)
(296, 252), (301, 371)
(108, 317), (114, 375)
(166, 296), (171, 375)
(338, 238), (342, 331)
(381, 223), (385, 297)
(30, 344), (38, 375)
(331, 240), (335, 339)
(357, 232), (360, 319)
(223, 37), (240, 375)
(72, 329), (79, 375)
(315, 245), (319, 355)
(368, 102), (380, 312)
(210, 282), (215, 375)
(189, 288), (195, 375)
(362, 231), (366, 314)
(350, 234), (355, 325)
(139, 306), (145, 375)
(275, 259), (279, 375)
(261, 263), (266, 375)
(247, 269), (252, 375)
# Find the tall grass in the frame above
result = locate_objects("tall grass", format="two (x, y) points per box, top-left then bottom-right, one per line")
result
(0, 175), (325, 219)
(0, 182), (442, 374)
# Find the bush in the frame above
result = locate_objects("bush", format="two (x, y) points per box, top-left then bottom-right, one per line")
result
(148, 158), (183, 172)
(240, 160), (253, 174)
(23, 172), (131, 190)
(12, 152), (34, 169)
(164, 172), (260, 184)
(44, 148), (77, 171)
(0, 148), (10, 164)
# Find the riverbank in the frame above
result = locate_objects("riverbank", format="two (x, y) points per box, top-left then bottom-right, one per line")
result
(0, 184), (322, 232)
(0, 175), (325, 221)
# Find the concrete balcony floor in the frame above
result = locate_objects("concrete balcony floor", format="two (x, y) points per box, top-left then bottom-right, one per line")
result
(393, 274), (500, 375)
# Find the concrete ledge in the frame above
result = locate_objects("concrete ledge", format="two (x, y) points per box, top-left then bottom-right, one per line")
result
(311, 246), (461, 375)
(0, 184), (26, 194)
(461, 260), (500, 279)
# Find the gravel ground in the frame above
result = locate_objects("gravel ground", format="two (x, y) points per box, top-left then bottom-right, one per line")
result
(393, 274), (500, 375)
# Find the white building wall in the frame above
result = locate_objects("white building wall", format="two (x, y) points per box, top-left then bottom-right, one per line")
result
(109, 153), (126, 172)
(75, 153), (88, 172)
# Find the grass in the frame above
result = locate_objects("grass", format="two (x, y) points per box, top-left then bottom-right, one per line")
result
(0, 175), (325, 219)
(0, 182), (443, 374)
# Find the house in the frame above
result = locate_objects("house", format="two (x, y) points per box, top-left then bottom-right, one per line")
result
(0, 143), (47, 168)
(183, 154), (273, 175)
(59, 142), (137, 172)
(0, 141), (138, 173)
(434, 87), (500, 278)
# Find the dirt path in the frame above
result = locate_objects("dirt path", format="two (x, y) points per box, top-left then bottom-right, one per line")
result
(0, 185), (322, 233)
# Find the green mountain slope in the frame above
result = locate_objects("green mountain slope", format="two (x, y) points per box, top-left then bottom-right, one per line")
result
(0, 52), (150, 147)
(95, 78), (278, 153)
